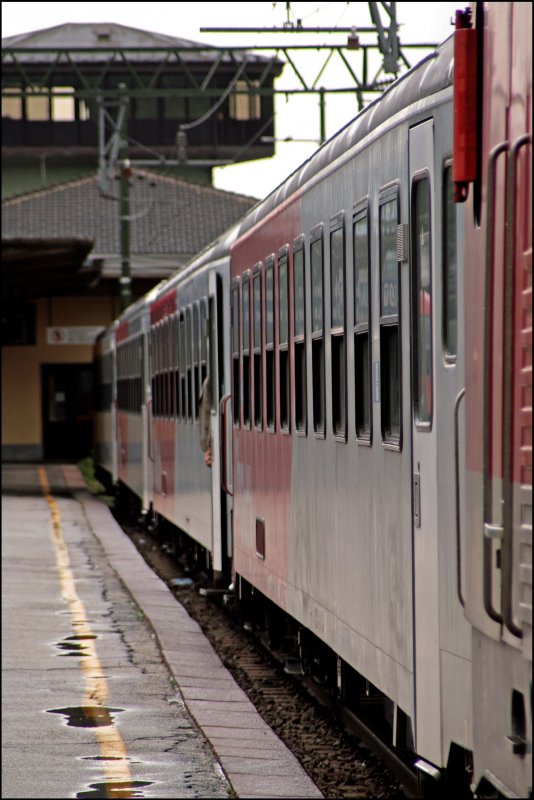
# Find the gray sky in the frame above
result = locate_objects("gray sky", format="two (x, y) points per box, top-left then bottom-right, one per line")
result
(2, 2), (459, 198)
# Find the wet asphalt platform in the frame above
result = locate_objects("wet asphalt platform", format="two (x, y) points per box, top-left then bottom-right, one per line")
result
(2, 463), (322, 799)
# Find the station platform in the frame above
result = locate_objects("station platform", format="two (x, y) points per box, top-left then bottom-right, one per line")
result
(2, 463), (322, 799)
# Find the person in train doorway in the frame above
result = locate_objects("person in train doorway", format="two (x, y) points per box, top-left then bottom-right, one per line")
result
(199, 374), (212, 468)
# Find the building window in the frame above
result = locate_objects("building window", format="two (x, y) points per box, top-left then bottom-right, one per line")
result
(229, 80), (261, 120)
(379, 190), (401, 446)
(1, 303), (36, 345)
(51, 87), (75, 121)
(25, 91), (48, 121)
(2, 87), (22, 120)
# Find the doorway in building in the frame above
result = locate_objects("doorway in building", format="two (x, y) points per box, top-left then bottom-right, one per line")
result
(41, 364), (94, 461)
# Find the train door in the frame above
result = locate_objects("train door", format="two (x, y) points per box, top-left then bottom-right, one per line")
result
(208, 270), (229, 579)
(409, 119), (442, 766)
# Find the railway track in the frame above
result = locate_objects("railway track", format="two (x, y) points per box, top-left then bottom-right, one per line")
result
(119, 515), (417, 799)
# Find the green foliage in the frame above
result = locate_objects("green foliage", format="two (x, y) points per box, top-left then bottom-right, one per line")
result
(77, 456), (114, 506)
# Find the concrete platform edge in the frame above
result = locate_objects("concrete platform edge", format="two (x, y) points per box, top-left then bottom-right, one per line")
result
(75, 488), (322, 799)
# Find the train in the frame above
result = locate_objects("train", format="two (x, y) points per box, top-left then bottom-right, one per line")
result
(94, 3), (531, 796)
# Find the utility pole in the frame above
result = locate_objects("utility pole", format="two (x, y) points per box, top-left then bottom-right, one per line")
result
(118, 84), (132, 312)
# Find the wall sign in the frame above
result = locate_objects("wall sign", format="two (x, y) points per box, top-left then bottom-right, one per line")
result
(47, 326), (104, 345)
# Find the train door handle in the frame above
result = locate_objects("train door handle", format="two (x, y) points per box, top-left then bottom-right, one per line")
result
(413, 471), (421, 528)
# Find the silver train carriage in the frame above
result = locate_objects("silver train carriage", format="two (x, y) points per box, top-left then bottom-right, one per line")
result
(230, 25), (467, 787)
(94, 3), (531, 795)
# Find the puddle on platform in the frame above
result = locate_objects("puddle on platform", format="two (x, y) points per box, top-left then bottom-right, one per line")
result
(54, 633), (99, 657)
(76, 781), (153, 798)
(55, 641), (89, 656)
(80, 756), (141, 764)
(47, 706), (124, 728)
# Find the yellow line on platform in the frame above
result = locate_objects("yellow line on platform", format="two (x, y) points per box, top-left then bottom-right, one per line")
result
(38, 467), (132, 789)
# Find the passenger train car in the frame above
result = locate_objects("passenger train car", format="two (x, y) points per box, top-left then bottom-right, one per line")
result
(94, 3), (531, 796)
(458, 3), (532, 796)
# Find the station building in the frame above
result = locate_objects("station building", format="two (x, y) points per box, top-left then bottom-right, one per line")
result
(2, 23), (279, 461)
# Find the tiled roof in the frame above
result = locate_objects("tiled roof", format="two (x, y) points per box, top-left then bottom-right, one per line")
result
(1, 23), (274, 66)
(1, 22), (211, 51)
(2, 171), (258, 276)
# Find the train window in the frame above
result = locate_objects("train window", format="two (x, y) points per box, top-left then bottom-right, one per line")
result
(265, 256), (276, 431)
(170, 315), (177, 418)
(123, 341), (127, 412)
(231, 281), (240, 426)
(141, 333), (145, 414)
(163, 323), (167, 417)
(123, 341), (128, 412)
(136, 337), (140, 414)
(174, 313), (180, 418)
(157, 325), (162, 418)
(311, 226), (325, 436)
(132, 338), (136, 413)
(253, 266), (263, 429)
(293, 237), (307, 433)
(160, 323), (166, 419)
(99, 351), (111, 412)
(156, 324), (162, 418)
(180, 312), (186, 421)
(167, 318), (174, 419)
(193, 303), (200, 419)
(442, 165), (457, 360)
(242, 273), (251, 428)
(353, 206), (372, 441)
(131, 338), (136, 414)
(130, 339), (135, 413)
(208, 294), (216, 409)
(279, 248), (290, 432)
(117, 343), (122, 410)
(330, 214), (346, 439)
(159, 325), (164, 419)
(379, 191), (401, 446)
(186, 307), (193, 421)
(149, 330), (155, 416)
(200, 299), (208, 391)
(412, 175), (433, 427)
(151, 327), (157, 417)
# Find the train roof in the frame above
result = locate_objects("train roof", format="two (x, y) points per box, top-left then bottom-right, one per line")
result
(236, 33), (454, 238)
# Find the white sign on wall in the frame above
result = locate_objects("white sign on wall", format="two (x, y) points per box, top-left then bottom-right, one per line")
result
(47, 326), (104, 345)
